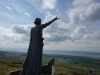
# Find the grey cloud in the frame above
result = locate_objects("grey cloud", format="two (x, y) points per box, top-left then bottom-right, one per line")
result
(0, 27), (13, 41)
(67, 0), (100, 43)
(20, 35), (30, 42)
(83, 29), (100, 40)
(43, 16), (71, 42)
(11, 24), (34, 42)
(11, 23), (70, 43)
(73, 0), (93, 7)
(68, 0), (100, 24)
(46, 34), (71, 42)
(71, 26), (88, 40)
(11, 24), (33, 34)
(12, 24), (28, 34)
(0, 27), (22, 43)
(80, 3), (100, 21)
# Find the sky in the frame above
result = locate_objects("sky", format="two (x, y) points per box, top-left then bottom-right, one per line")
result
(0, 0), (100, 52)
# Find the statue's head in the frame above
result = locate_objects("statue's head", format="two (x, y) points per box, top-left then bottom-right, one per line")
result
(34, 18), (41, 25)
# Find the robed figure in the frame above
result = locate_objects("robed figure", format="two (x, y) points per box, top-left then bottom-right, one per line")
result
(19, 17), (59, 75)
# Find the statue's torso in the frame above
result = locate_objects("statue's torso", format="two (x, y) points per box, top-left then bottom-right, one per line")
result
(31, 26), (43, 42)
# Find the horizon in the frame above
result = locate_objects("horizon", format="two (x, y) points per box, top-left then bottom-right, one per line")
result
(0, 0), (100, 52)
(0, 49), (100, 53)
(0, 50), (100, 58)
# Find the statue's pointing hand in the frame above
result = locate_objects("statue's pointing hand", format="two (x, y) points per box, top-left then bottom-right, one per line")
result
(54, 16), (60, 20)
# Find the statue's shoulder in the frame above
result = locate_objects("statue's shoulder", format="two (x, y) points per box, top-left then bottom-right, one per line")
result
(31, 26), (40, 32)
(30, 27), (35, 33)
(31, 26), (36, 30)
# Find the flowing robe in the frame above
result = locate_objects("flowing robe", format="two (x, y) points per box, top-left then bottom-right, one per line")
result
(23, 26), (44, 75)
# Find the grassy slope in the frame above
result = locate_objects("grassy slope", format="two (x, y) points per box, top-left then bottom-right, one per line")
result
(42, 56), (100, 75)
(0, 52), (100, 75)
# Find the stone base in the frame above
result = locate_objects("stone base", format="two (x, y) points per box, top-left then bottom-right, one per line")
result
(9, 70), (21, 75)
(9, 65), (53, 75)
(9, 58), (55, 75)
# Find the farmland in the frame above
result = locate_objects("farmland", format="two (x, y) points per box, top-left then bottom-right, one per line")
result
(0, 51), (100, 75)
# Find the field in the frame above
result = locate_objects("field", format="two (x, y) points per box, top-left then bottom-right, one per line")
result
(0, 51), (100, 75)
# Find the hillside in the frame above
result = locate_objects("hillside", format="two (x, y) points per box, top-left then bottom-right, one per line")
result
(0, 51), (100, 75)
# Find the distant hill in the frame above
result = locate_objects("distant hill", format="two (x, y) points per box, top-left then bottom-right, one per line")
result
(0, 50), (26, 60)
(0, 50), (100, 58)
(43, 50), (100, 58)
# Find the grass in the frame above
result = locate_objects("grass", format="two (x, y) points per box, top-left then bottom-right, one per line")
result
(0, 53), (100, 75)
(42, 55), (100, 75)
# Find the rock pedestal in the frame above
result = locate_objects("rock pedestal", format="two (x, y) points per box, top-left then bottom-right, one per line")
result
(10, 58), (55, 75)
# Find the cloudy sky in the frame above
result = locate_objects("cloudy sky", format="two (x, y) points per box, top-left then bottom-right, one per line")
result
(0, 0), (100, 52)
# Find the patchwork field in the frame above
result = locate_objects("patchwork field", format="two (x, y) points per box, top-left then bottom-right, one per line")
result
(0, 51), (100, 75)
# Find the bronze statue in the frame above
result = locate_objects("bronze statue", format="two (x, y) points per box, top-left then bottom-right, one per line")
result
(19, 17), (59, 75)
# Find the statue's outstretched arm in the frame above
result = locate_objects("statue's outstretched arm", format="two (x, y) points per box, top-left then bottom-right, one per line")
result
(40, 16), (59, 29)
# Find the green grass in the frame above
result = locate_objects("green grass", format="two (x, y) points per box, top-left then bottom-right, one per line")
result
(0, 57), (22, 75)
(42, 55), (100, 75)
(0, 53), (100, 75)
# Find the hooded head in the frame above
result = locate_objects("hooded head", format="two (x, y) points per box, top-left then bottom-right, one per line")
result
(34, 18), (41, 25)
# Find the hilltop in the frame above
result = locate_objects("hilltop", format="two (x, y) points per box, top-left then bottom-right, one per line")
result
(0, 50), (100, 75)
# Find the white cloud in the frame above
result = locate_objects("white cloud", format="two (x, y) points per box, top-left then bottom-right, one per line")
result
(0, 24), (33, 44)
(0, 25), (31, 50)
(83, 29), (100, 40)
(67, 0), (100, 44)
(73, 0), (93, 7)
(42, 0), (57, 10)
(68, 0), (100, 24)
(11, 24), (34, 42)
(0, 27), (14, 41)
(0, 26), (22, 44)
(6, 6), (12, 10)
(71, 26), (88, 40)
(25, 12), (31, 17)
(43, 12), (71, 42)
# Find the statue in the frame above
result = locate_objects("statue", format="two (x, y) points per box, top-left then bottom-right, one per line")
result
(19, 17), (59, 75)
